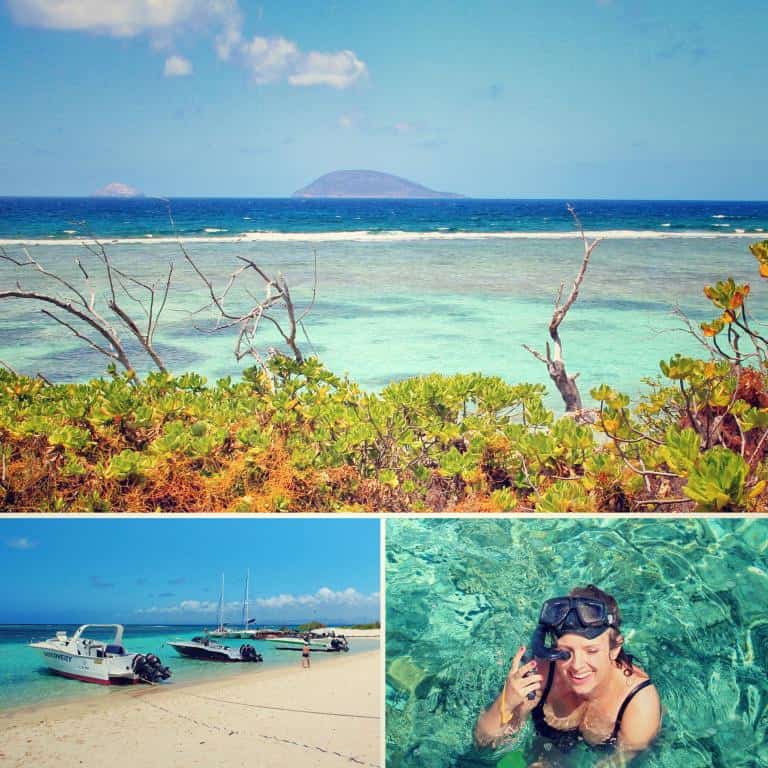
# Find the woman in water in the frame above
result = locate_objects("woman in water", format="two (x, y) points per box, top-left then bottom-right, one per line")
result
(475, 585), (661, 764)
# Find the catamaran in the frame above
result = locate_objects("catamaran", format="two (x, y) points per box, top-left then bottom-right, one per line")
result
(30, 624), (172, 685)
(206, 571), (259, 639)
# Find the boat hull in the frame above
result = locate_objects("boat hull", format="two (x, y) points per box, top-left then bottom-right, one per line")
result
(263, 637), (328, 650)
(263, 636), (348, 651)
(47, 668), (140, 685)
(168, 643), (240, 662)
(34, 648), (137, 684)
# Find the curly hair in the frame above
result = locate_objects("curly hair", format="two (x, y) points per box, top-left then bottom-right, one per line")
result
(569, 584), (635, 676)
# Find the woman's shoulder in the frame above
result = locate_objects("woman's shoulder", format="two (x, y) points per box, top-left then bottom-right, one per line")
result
(617, 673), (661, 749)
(620, 668), (658, 708)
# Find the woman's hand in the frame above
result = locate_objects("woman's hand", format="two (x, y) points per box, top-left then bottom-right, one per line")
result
(502, 646), (543, 716)
(474, 644), (544, 748)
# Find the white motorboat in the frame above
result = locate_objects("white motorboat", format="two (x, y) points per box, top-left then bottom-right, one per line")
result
(30, 624), (172, 685)
(168, 636), (263, 663)
(267, 633), (350, 652)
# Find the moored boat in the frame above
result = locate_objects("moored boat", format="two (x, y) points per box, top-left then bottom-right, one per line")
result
(267, 633), (350, 652)
(30, 624), (172, 685)
(168, 636), (263, 663)
(206, 570), (260, 639)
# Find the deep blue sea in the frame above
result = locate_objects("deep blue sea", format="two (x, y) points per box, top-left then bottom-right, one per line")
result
(1, 197), (767, 239)
(2, 198), (767, 403)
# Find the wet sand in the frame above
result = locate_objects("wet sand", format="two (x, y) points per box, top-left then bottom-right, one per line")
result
(1, 650), (380, 768)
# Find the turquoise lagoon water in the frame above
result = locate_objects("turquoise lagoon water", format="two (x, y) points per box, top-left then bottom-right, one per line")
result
(0, 624), (378, 713)
(1, 234), (764, 408)
(385, 518), (768, 767)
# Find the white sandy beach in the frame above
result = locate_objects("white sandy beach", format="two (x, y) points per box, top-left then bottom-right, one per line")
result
(1, 650), (380, 768)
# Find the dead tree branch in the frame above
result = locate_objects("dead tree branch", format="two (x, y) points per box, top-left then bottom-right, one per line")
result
(523, 205), (602, 414)
(0, 239), (171, 381)
(161, 200), (316, 372)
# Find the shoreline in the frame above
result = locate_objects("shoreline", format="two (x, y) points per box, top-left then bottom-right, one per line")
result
(0, 228), (764, 247)
(2, 649), (380, 767)
(1, 631), (380, 716)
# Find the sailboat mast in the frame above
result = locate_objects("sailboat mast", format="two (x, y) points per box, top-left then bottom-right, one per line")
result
(242, 569), (250, 630)
(217, 573), (225, 632)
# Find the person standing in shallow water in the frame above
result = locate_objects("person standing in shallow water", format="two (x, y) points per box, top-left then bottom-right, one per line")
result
(475, 585), (661, 765)
(302, 641), (311, 669)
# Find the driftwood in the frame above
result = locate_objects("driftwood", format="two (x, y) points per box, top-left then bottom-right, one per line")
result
(523, 205), (602, 414)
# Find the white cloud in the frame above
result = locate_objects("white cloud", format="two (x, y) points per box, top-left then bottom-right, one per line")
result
(214, 10), (242, 60)
(253, 586), (379, 610)
(6, 536), (36, 550)
(338, 115), (353, 129)
(137, 598), (235, 615)
(236, 37), (366, 89)
(6, 0), (229, 37)
(178, 599), (217, 612)
(288, 49), (367, 89)
(164, 54), (192, 76)
(8, 1), (368, 89)
(136, 587), (379, 619)
(238, 35), (299, 83)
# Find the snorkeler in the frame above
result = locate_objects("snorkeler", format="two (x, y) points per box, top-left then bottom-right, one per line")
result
(475, 585), (661, 764)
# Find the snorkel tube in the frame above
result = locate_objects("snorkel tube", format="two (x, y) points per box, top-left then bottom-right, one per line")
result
(519, 624), (570, 701)
(530, 622), (571, 663)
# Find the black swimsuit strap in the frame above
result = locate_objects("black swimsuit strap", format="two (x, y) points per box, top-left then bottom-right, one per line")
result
(610, 679), (653, 740)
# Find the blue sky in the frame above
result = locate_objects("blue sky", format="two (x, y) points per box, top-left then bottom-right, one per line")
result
(0, 0), (766, 199)
(0, 519), (380, 624)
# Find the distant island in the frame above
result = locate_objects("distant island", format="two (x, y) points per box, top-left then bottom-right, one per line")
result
(92, 182), (144, 198)
(293, 170), (464, 199)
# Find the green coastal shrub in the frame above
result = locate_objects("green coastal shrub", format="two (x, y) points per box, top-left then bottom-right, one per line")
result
(1, 242), (767, 513)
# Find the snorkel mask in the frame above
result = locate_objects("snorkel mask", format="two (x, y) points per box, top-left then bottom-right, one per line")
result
(530, 596), (616, 662)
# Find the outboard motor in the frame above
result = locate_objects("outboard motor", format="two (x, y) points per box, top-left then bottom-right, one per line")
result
(132, 652), (172, 682)
(239, 644), (263, 662)
(330, 637), (349, 652)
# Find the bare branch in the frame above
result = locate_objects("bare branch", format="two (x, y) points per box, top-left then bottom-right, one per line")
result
(40, 308), (123, 364)
(1, 229), (172, 380)
(0, 358), (19, 376)
(523, 206), (602, 414)
(670, 305), (719, 357)
(551, 205), (602, 336)
(175, 235), (312, 365)
(1, 246), (91, 308)
(522, 344), (548, 364)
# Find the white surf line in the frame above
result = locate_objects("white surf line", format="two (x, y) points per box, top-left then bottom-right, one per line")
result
(0, 229), (764, 247)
